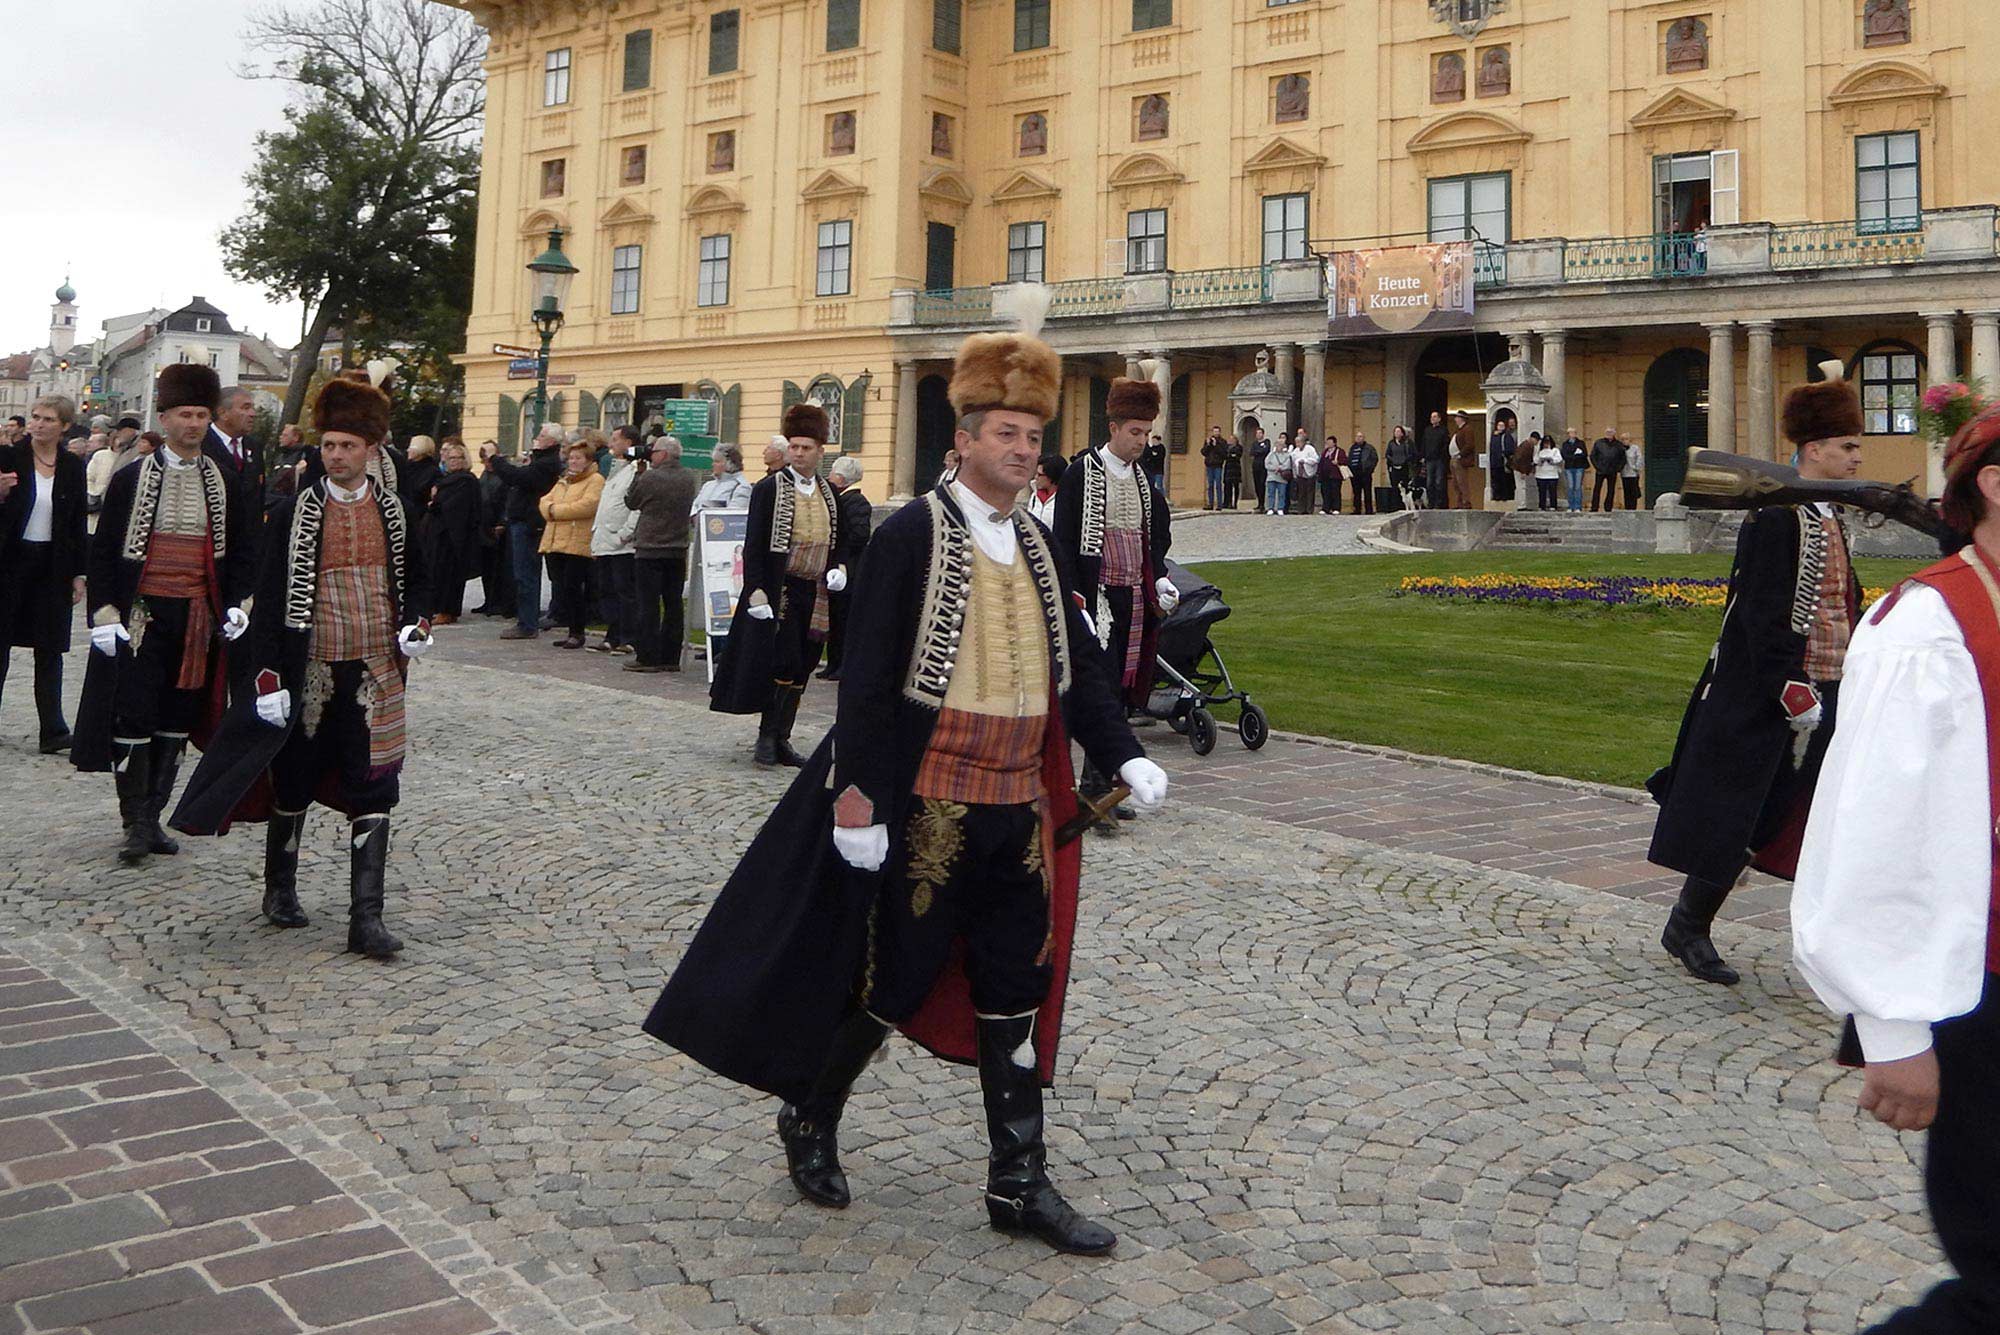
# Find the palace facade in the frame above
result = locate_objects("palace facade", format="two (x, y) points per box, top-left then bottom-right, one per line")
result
(444, 0), (2000, 503)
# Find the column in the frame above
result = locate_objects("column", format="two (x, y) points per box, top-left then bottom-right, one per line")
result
(1744, 321), (1776, 462)
(1923, 311), (1961, 496)
(1973, 311), (2000, 388)
(1705, 322), (1736, 452)
(891, 359), (918, 501)
(1301, 342), (1327, 447)
(1274, 343), (1298, 436)
(1383, 339), (1420, 439)
(1124, 352), (1144, 381)
(1539, 330), (1568, 443)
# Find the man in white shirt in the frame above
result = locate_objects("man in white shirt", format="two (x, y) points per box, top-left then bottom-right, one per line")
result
(204, 384), (265, 510)
(1793, 408), (2000, 1333)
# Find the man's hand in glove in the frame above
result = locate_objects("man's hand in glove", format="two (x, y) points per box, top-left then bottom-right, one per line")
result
(396, 624), (432, 659)
(832, 823), (889, 872)
(90, 622), (130, 656)
(221, 606), (250, 641)
(1154, 577), (1179, 615)
(256, 689), (292, 728)
(1119, 757), (1169, 809)
(826, 566), (848, 593)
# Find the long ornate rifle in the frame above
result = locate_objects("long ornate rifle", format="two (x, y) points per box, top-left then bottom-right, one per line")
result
(1677, 449), (1957, 545)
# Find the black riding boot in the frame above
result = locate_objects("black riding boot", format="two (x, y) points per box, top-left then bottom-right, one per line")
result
(777, 1010), (888, 1208)
(346, 815), (402, 959)
(114, 740), (152, 864)
(143, 736), (185, 855)
(33, 651), (69, 753)
(1661, 874), (1740, 985)
(978, 1014), (1116, 1255)
(262, 809), (310, 928)
(752, 693), (784, 768)
(770, 685), (806, 768)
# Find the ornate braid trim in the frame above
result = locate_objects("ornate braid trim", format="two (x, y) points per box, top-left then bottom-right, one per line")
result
(902, 494), (970, 708)
(904, 798), (966, 919)
(197, 456), (228, 565)
(1013, 511), (1072, 696)
(120, 455), (164, 564)
(284, 487), (326, 631)
(771, 475), (795, 553)
(1790, 507), (1827, 637)
(1079, 450), (1107, 559)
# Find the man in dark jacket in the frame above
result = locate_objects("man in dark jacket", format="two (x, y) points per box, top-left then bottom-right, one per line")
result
(1249, 427), (1271, 513)
(204, 385), (266, 515)
(1589, 430), (1626, 512)
(1348, 434), (1378, 514)
(1647, 373), (1866, 986)
(1487, 412), (1518, 505)
(472, 452), (515, 619)
(622, 436), (703, 673)
(480, 426), (564, 639)
(1140, 433), (1168, 498)
(1419, 411), (1452, 509)
(820, 454), (874, 681)
(1222, 435), (1244, 509)
(1558, 431), (1590, 512)
(1200, 427), (1227, 510)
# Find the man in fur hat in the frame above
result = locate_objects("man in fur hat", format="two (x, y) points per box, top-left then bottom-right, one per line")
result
(170, 377), (432, 959)
(1050, 376), (1176, 829)
(646, 313), (1170, 1255)
(708, 401), (857, 767)
(1647, 362), (1865, 986)
(72, 364), (255, 863)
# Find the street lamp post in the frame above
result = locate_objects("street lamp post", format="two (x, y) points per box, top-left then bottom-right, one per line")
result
(524, 228), (579, 442)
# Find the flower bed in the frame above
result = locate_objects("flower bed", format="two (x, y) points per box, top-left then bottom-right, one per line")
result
(1397, 574), (1886, 610)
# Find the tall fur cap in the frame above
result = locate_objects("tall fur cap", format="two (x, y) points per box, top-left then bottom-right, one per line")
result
(782, 402), (830, 443)
(1781, 373), (1863, 446)
(315, 377), (392, 443)
(155, 363), (220, 414)
(947, 332), (1061, 421)
(1106, 376), (1161, 424)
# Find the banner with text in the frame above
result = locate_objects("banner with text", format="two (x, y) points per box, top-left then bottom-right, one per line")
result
(1326, 242), (1476, 338)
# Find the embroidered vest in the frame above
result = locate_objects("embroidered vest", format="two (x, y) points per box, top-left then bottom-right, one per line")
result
(913, 549), (1049, 805)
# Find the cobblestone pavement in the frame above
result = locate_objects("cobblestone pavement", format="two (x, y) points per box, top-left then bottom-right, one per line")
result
(0, 643), (1943, 1334)
(1166, 510), (1380, 563)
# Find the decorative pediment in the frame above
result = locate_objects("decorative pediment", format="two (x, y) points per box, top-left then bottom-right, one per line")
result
(1107, 152), (1185, 189)
(1406, 111), (1530, 156)
(991, 169), (1060, 203)
(1829, 60), (1945, 109)
(917, 168), (975, 207)
(1242, 136), (1327, 176)
(685, 185), (744, 218)
(1629, 89), (1737, 130)
(801, 168), (866, 202)
(600, 197), (654, 226)
(519, 208), (569, 237)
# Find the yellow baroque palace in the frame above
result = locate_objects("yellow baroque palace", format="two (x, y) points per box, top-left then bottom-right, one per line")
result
(444, 0), (2000, 504)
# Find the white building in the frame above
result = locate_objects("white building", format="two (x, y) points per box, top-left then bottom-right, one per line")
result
(99, 298), (291, 426)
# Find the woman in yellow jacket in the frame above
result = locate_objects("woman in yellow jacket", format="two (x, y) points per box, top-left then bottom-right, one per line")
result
(538, 441), (605, 648)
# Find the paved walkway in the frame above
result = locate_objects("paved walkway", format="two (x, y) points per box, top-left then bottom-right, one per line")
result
(0, 638), (1931, 1334)
(1165, 510), (1381, 563)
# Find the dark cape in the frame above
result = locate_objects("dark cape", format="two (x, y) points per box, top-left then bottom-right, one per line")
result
(708, 470), (845, 715)
(171, 478), (431, 835)
(0, 444), (88, 651)
(1050, 447), (1173, 709)
(647, 488), (1143, 1104)
(72, 454), (254, 772)
(1648, 506), (1861, 883)
(426, 469), (483, 595)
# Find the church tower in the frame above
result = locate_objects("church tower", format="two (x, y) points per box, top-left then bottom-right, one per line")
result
(49, 277), (78, 357)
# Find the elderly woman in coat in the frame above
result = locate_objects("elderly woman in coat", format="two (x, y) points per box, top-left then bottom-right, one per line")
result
(538, 441), (605, 649)
(693, 441), (754, 511)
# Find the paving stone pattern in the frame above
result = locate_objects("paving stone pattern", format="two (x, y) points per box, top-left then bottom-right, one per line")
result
(0, 641), (1946, 1333)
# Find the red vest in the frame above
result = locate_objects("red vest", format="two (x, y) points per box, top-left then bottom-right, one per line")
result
(1893, 547), (2000, 972)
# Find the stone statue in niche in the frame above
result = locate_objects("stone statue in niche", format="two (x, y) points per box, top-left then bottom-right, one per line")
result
(931, 113), (953, 157)
(1018, 112), (1047, 156)
(828, 111), (856, 155)
(1137, 93), (1170, 141)
(1432, 52), (1466, 102)
(1665, 17), (1708, 73)
(1863, 0), (1911, 47)
(708, 131), (734, 173)
(1476, 47), (1511, 97)
(1274, 74), (1309, 123)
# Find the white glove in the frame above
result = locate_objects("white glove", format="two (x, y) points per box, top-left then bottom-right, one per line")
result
(221, 606), (250, 642)
(825, 566), (848, 593)
(1119, 757), (1169, 809)
(255, 688), (292, 728)
(833, 823), (889, 872)
(396, 624), (431, 659)
(746, 600), (776, 621)
(90, 622), (131, 656)
(1789, 702), (1822, 733)
(1154, 577), (1179, 615)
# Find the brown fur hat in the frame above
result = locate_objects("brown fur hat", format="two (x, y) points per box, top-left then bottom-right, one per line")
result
(1106, 376), (1161, 425)
(314, 377), (392, 443)
(155, 363), (220, 414)
(782, 401), (830, 443)
(1782, 362), (1864, 446)
(948, 332), (1061, 421)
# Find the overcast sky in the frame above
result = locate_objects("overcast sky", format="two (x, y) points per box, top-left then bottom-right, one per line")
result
(1, 0), (310, 354)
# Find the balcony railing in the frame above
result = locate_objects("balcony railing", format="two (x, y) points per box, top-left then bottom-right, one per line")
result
(1169, 264), (1270, 309)
(1771, 220), (1925, 270)
(913, 286), (992, 324)
(1472, 241), (1508, 289)
(1046, 276), (1126, 318)
(1563, 233), (1708, 282)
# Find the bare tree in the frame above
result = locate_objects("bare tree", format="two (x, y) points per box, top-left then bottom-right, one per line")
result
(222, 0), (486, 430)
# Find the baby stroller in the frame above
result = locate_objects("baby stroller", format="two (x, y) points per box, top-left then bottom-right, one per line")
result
(1141, 561), (1269, 756)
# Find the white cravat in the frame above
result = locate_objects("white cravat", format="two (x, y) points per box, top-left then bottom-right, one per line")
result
(326, 477), (370, 504)
(163, 448), (200, 471)
(1099, 447), (1135, 481)
(949, 481), (1020, 566)
(788, 467), (818, 496)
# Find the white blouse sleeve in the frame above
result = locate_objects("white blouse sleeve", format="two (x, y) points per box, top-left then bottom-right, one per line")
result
(1793, 584), (1993, 1062)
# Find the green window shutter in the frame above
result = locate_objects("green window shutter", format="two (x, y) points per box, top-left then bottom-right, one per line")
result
(498, 394), (520, 452)
(827, 0), (860, 52)
(579, 390), (601, 427)
(721, 384), (742, 441)
(782, 380), (805, 415)
(933, 0), (961, 53)
(623, 29), (652, 92)
(844, 372), (871, 452)
(549, 391), (566, 424)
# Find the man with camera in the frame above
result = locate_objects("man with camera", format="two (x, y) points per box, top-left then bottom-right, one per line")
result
(622, 432), (701, 673)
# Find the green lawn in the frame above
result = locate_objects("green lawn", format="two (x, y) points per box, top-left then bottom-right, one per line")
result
(1182, 552), (1918, 788)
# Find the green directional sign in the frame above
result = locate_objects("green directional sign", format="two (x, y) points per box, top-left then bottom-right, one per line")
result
(661, 399), (713, 436)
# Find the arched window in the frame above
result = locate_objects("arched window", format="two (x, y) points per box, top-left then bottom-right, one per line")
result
(602, 387), (633, 430)
(1855, 340), (1923, 436)
(806, 374), (844, 448)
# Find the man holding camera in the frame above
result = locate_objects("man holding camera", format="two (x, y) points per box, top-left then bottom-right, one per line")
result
(172, 375), (433, 960)
(622, 432), (701, 673)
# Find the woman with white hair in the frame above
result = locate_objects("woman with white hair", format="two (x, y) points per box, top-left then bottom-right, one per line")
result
(820, 454), (872, 681)
(693, 442), (753, 511)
